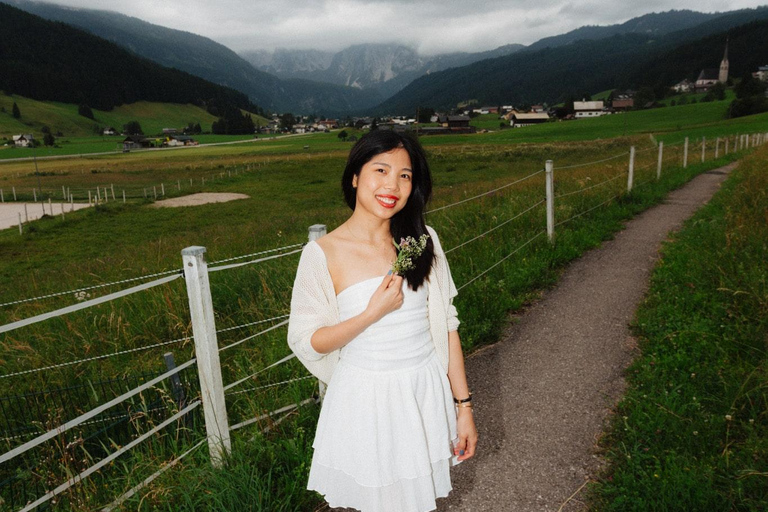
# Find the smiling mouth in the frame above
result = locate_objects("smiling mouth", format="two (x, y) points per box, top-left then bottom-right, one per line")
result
(376, 195), (398, 208)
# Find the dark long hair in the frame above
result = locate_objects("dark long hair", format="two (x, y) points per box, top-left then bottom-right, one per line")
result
(341, 130), (434, 291)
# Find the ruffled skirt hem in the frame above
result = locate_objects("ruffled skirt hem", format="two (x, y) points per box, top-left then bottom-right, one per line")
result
(309, 457), (454, 512)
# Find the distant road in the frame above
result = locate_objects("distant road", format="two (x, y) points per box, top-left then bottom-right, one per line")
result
(0, 132), (318, 164)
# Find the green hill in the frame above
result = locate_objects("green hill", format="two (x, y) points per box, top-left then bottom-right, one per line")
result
(0, 3), (259, 114)
(0, 94), (269, 138)
(8, 0), (381, 115)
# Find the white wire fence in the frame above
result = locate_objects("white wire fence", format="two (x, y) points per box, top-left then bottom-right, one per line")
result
(0, 131), (765, 510)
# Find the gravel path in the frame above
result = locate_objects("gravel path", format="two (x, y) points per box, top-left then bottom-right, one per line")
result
(437, 162), (736, 512)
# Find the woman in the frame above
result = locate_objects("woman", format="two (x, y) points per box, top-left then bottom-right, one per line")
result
(288, 130), (477, 512)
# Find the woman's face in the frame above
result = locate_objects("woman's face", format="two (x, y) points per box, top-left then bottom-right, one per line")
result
(351, 147), (413, 219)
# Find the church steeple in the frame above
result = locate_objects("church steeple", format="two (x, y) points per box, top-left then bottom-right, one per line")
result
(719, 37), (729, 83)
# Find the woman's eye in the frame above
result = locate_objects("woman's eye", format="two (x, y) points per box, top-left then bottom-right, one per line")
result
(401, 174), (411, 180)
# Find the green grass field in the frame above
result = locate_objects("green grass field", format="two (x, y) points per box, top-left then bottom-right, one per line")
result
(0, 93), (270, 141)
(0, 97), (767, 510)
(584, 145), (768, 511)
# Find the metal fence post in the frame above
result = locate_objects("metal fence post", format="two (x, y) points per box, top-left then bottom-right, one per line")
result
(627, 146), (635, 192)
(545, 160), (554, 243)
(701, 136), (706, 163)
(656, 141), (663, 180)
(683, 137), (689, 168)
(308, 224), (328, 402)
(181, 246), (231, 467)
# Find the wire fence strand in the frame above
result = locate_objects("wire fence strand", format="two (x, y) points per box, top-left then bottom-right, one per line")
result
(426, 169), (544, 214)
(0, 335), (191, 379)
(457, 231), (546, 292)
(445, 199), (546, 254)
(552, 151), (629, 170)
(554, 171), (625, 199)
(555, 192), (624, 227)
(0, 268), (182, 309)
(208, 248), (304, 273)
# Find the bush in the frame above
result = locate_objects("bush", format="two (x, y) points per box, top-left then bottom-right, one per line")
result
(123, 120), (143, 135)
(78, 104), (94, 119)
(728, 95), (768, 118)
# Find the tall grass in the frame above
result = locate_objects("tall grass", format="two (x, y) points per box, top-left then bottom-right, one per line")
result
(584, 146), (768, 511)
(0, 131), (764, 510)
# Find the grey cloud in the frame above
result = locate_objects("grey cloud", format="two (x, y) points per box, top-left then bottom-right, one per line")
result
(36, 0), (767, 54)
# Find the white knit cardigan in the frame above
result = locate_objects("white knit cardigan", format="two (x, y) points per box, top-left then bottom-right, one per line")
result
(287, 225), (460, 385)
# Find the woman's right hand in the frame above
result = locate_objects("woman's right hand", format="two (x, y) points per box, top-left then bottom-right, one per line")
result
(364, 272), (404, 323)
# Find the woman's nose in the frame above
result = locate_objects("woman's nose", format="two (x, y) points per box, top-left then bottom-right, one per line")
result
(384, 173), (399, 190)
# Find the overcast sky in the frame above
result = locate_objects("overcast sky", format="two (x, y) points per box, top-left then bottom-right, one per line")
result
(39, 0), (768, 55)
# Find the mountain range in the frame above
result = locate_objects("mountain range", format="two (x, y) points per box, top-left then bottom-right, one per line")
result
(5, 0), (381, 115)
(374, 7), (768, 114)
(241, 43), (526, 99)
(5, 1), (768, 117)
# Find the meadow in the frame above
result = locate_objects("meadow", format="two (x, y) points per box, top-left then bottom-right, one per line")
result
(585, 145), (768, 511)
(0, 100), (767, 510)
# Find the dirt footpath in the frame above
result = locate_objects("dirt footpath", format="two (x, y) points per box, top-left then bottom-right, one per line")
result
(438, 163), (736, 511)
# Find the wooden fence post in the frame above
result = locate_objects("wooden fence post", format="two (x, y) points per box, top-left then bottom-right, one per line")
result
(18, 213), (22, 235)
(545, 160), (554, 243)
(715, 137), (720, 158)
(627, 146), (635, 192)
(181, 246), (231, 467)
(701, 136), (706, 163)
(13, 187), (17, 201)
(656, 141), (663, 180)
(308, 225), (328, 401)
(683, 137), (689, 168)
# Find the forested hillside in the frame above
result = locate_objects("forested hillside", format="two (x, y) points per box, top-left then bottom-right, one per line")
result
(7, 0), (382, 114)
(374, 7), (768, 114)
(0, 3), (259, 114)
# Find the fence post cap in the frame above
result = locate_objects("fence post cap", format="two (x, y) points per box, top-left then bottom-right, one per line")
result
(181, 246), (207, 257)
(309, 224), (326, 233)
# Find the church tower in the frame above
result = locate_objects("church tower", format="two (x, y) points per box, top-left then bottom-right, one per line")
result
(719, 38), (729, 83)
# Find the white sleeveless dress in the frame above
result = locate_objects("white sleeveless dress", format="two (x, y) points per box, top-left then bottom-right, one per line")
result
(307, 276), (461, 512)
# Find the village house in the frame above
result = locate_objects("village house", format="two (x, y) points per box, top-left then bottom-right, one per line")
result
(122, 135), (152, 151)
(293, 124), (307, 134)
(612, 98), (634, 111)
(755, 65), (768, 82)
(12, 134), (35, 147)
(509, 112), (550, 127)
(103, 127), (118, 136)
(530, 105), (545, 113)
(673, 79), (694, 93)
(574, 100), (606, 118)
(164, 134), (198, 147)
(162, 128), (178, 135)
(317, 119), (339, 129)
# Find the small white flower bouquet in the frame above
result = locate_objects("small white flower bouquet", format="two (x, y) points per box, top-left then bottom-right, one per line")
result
(391, 234), (429, 275)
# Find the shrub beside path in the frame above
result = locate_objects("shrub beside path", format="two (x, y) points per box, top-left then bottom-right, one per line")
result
(438, 162), (737, 511)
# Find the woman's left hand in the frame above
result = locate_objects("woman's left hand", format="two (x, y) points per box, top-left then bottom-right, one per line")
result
(454, 409), (478, 461)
